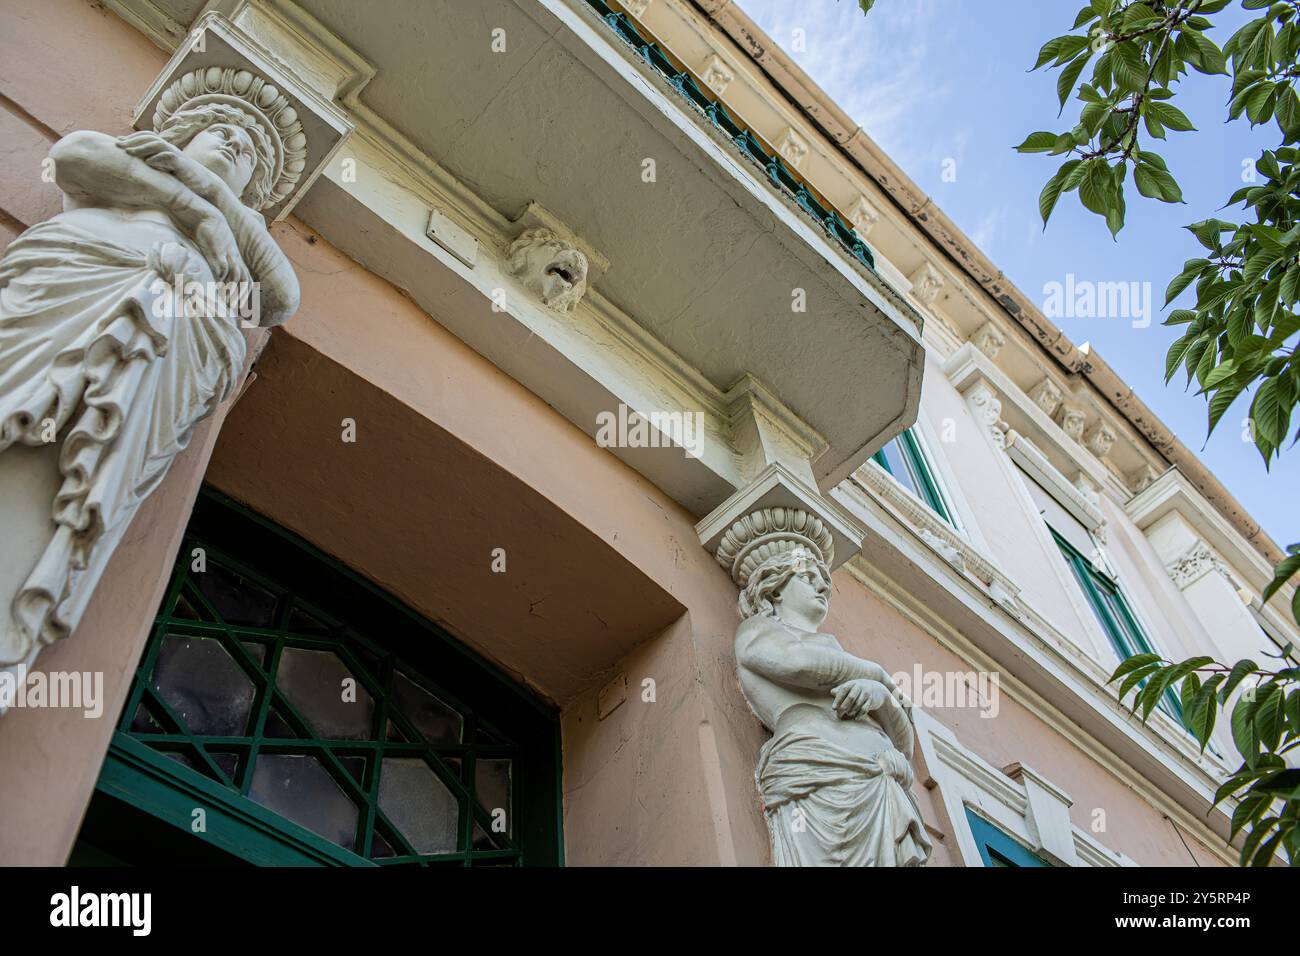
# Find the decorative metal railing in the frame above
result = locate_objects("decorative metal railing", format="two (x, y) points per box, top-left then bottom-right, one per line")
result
(583, 0), (876, 271)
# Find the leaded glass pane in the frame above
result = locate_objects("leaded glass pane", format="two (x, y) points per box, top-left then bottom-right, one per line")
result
(392, 672), (462, 744)
(377, 757), (458, 855)
(249, 755), (358, 849)
(195, 562), (277, 627)
(475, 758), (513, 837)
(151, 636), (254, 736)
(276, 647), (375, 740)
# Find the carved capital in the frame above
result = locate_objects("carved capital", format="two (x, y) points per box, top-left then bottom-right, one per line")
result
(1167, 541), (1232, 589)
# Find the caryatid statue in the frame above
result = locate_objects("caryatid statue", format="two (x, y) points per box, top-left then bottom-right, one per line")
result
(717, 507), (932, 866)
(0, 67), (304, 689)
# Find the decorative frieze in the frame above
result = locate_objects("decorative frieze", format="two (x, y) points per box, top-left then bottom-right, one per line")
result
(848, 194), (880, 237)
(1083, 420), (1116, 459)
(776, 127), (810, 169)
(908, 261), (945, 307)
(1029, 377), (1063, 419)
(971, 321), (1006, 360)
(1055, 402), (1086, 441)
(700, 54), (735, 95)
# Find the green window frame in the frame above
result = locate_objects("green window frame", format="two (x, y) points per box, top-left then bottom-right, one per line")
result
(84, 488), (563, 867)
(1050, 527), (1182, 721)
(964, 808), (1050, 867)
(872, 428), (954, 523)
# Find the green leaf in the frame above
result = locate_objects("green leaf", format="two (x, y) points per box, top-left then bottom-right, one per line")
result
(1166, 259), (1209, 305)
(1262, 552), (1300, 604)
(1147, 101), (1197, 132)
(1233, 693), (1260, 763)
(1109, 652), (1162, 683)
(1221, 659), (1260, 702)
(1057, 53), (1091, 111)
(1254, 683), (1285, 750)
(1016, 131), (1062, 153)
(1134, 164), (1184, 202)
(1038, 160), (1081, 225)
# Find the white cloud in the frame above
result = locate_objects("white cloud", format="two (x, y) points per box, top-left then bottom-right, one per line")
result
(736, 0), (952, 167)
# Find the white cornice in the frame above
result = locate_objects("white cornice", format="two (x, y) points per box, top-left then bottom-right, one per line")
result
(944, 343), (1126, 501)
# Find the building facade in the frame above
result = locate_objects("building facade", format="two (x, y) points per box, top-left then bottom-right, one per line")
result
(0, 0), (1294, 866)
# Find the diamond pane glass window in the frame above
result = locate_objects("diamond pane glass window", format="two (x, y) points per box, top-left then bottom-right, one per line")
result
(96, 490), (562, 867)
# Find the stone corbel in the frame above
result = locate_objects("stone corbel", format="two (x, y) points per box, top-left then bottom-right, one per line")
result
(724, 375), (829, 490)
(962, 379), (1009, 449)
(1083, 420), (1117, 459)
(776, 127), (810, 169)
(1002, 762), (1081, 866)
(1126, 463), (1162, 494)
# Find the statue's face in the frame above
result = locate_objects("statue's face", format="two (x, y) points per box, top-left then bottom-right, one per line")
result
(185, 123), (257, 197)
(775, 570), (829, 627)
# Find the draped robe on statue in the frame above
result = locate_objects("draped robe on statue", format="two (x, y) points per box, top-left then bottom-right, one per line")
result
(756, 729), (933, 867)
(0, 207), (246, 670)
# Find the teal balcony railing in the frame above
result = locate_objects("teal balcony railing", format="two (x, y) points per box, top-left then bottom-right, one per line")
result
(583, 0), (876, 272)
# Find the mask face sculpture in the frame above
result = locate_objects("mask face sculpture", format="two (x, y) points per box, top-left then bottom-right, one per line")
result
(0, 67), (303, 696)
(506, 228), (589, 313)
(719, 508), (932, 866)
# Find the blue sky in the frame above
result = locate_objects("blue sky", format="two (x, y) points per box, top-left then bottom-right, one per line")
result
(736, 0), (1298, 547)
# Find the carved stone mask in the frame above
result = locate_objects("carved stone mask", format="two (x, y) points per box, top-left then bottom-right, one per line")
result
(507, 228), (589, 313)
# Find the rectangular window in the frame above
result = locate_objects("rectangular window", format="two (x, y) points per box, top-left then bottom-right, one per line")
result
(1050, 528), (1183, 721)
(872, 428), (953, 523)
(964, 808), (1049, 867)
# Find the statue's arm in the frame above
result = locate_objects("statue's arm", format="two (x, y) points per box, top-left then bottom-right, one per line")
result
(870, 691), (916, 759)
(736, 617), (895, 691)
(50, 130), (213, 233)
(200, 189), (300, 327)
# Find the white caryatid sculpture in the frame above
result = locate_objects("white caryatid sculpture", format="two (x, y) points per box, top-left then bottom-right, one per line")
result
(0, 66), (304, 691)
(717, 507), (932, 866)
